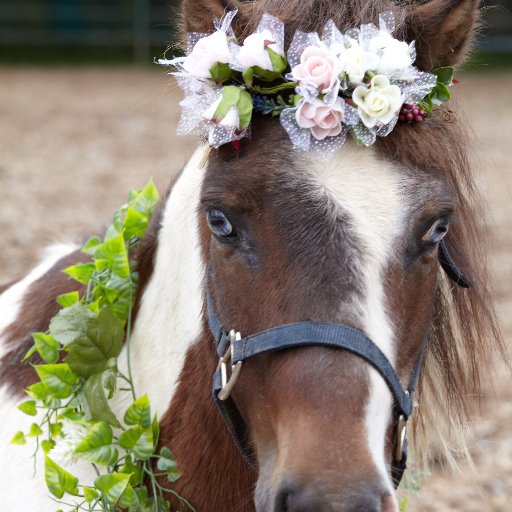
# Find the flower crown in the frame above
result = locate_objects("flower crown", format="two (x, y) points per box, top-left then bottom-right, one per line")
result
(159, 10), (454, 153)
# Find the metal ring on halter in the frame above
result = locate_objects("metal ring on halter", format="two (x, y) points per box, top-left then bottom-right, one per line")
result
(394, 414), (408, 462)
(217, 329), (243, 401)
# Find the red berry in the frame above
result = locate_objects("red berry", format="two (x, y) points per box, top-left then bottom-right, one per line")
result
(404, 103), (413, 110)
(406, 113), (414, 121)
(415, 115), (423, 123)
(419, 109), (425, 116)
(412, 108), (420, 116)
(399, 115), (406, 122)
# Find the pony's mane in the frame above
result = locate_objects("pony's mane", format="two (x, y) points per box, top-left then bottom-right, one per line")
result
(189, 0), (506, 468)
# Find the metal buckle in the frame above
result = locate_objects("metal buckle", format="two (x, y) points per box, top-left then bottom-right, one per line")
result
(394, 414), (407, 462)
(217, 329), (243, 401)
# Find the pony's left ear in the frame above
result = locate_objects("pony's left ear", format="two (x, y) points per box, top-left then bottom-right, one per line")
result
(407, 0), (480, 70)
(182, 0), (243, 34)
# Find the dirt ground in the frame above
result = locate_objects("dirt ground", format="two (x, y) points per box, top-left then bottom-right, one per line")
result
(0, 68), (511, 510)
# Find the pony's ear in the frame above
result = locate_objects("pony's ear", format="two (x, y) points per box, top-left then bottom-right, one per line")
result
(407, 0), (480, 70)
(181, 0), (242, 34)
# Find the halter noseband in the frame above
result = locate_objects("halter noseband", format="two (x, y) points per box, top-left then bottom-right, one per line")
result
(207, 239), (470, 488)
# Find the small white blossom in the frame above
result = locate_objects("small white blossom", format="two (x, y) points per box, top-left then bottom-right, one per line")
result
(341, 39), (379, 84)
(368, 32), (414, 75)
(352, 75), (402, 128)
(182, 31), (231, 79)
(237, 29), (280, 71)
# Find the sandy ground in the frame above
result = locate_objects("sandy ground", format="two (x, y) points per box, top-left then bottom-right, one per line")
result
(0, 67), (511, 510)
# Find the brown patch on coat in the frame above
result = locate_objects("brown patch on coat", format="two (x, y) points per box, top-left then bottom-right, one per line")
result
(0, 250), (88, 394)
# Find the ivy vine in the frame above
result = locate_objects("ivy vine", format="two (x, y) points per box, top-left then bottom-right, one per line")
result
(12, 181), (194, 512)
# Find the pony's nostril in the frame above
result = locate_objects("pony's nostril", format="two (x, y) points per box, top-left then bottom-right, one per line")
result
(274, 482), (325, 512)
(381, 492), (399, 512)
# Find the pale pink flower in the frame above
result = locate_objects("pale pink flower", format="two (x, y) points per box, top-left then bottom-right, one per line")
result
(291, 46), (340, 93)
(183, 31), (231, 79)
(295, 99), (344, 140)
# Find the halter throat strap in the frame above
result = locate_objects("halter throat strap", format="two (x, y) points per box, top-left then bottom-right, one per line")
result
(207, 290), (426, 487)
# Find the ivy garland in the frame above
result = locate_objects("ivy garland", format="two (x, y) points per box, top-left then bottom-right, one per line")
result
(12, 181), (194, 512)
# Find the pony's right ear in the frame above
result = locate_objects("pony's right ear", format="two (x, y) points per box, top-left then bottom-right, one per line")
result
(181, 0), (242, 34)
(406, 0), (480, 71)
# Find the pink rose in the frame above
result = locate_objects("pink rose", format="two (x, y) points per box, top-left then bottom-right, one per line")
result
(291, 46), (340, 93)
(295, 99), (344, 140)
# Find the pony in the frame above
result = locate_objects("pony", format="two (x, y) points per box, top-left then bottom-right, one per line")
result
(0, 0), (504, 510)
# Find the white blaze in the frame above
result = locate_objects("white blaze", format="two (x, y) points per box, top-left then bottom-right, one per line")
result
(305, 143), (409, 495)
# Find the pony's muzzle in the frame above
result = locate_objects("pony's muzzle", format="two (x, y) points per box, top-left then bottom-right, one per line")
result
(271, 478), (398, 512)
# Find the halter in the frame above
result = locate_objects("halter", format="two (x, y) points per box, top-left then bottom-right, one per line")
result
(207, 239), (470, 487)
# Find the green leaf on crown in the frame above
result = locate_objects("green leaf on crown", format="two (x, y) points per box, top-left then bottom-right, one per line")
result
(10, 431), (26, 445)
(50, 304), (123, 378)
(432, 66), (454, 86)
(73, 421), (118, 466)
(119, 485), (140, 508)
(82, 372), (121, 427)
(209, 62), (233, 84)
(238, 89), (253, 130)
(35, 364), (79, 399)
(119, 454), (143, 486)
(44, 455), (79, 498)
(26, 382), (47, 400)
(83, 486), (99, 503)
(94, 472), (131, 505)
(267, 47), (287, 74)
(29, 423), (44, 437)
(63, 262), (95, 285)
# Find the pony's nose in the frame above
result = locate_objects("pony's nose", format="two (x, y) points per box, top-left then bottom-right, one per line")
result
(274, 482), (328, 512)
(273, 480), (397, 512)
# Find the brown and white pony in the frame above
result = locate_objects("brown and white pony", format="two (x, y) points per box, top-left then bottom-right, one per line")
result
(0, 0), (504, 510)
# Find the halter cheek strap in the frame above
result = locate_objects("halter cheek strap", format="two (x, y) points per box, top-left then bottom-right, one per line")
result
(207, 242), (469, 488)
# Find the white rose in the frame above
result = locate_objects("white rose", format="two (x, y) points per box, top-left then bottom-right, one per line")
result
(352, 75), (402, 128)
(368, 32), (413, 75)
(341, 39), (379, 84)
(237, 29), (279, 71)
(183, 31), (231, 79)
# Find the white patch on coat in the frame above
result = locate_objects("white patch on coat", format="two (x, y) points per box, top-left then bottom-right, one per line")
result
(0, 243), (79, 359)
(113, 145), (206, 420)
(0, 147), (207, 511)
(305, 143), (409, 497)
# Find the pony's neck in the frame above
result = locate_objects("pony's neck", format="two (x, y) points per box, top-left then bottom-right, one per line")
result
(120, 147), (255, 508)
(116, 147), (207, 419)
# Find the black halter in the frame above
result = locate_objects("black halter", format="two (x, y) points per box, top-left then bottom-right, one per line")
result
(207, 239), (469, 488)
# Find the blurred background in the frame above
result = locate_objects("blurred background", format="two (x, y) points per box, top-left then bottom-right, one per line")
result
(0, 1), (511, 511)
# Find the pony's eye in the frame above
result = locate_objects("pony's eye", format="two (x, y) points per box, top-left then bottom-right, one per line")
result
(207, 209), (234, 238)
(422, 218), (449, 245)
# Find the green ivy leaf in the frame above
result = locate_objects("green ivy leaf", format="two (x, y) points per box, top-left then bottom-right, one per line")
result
(82, 372), (121, 428)
(33, 333), (60, 364)
(29, 423), (44, 437)
(41, 439), (55, 453)
(35, 364), (78, 399)
(25, 381), (48, 400)
(82, 235), (102, 256)
(17, 400), (37, 416)
(44, 456), (79, 499)
(50, 422), (63, 438)
(123, 205), (148, 240)
(73, 421), (118, 466)
(151, 414), (160, 450)
(83, 486), (99, 503)
(430, 83), (451, 106)
(63, 262), (95, 285)
(119, 455), (143, 486)
(157, 448), (181, 483)
(127, 180), (160, 218)
(118, 426), (154, 460)
(209, 62), (233, 84)
(51, 304), (123, 378)
(10, 431), (26, 445)
(22, 344), (37, 362)
(94, 473), (130, 505)
(56, 291), (80, 308)
(43, 395), (61, 409)
(119, 485), (140, 508)
(95, 234), (130, 278)
(124, 394), (151, 429)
